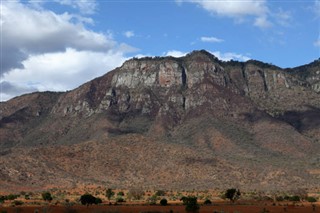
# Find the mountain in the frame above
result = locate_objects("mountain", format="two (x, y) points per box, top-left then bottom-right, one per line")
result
(1, 50), (320, 192)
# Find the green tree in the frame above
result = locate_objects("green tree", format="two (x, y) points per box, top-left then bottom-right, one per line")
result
(80, 194), (96, 207)
(42, 192), (53, 202)
(160, 198), (168, 206)
(106, 189), (114, 201)
(225, 188), (241, 202)
(181, 196), (199, 212)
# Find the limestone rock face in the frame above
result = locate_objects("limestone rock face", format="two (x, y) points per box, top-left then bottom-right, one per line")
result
(1, 50), (320, 191)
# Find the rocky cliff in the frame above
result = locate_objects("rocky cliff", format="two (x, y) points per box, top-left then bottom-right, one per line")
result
(1, 50), (319, 192)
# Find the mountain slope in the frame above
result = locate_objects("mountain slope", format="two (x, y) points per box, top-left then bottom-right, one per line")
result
(1, 50), (319, 192)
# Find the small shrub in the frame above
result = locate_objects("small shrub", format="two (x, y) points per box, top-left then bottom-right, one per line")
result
(275, 196), (284, 201)
(160, 198), (168, 206)
(13, 200), (23, 206)
(306, 197), (317, 202)
(203, 199), (212, 205)
(155, 190), (166, 196)
(148, 195), (157, 205)
(42, 192), (53, 202)
(289, 196), (300, 202)
(116, 197), (125, 203)
(6, 194), (19, 200)
(95, 197), (102, 204)
(106, 189), (115, 201)
(117, 191), (124, 196)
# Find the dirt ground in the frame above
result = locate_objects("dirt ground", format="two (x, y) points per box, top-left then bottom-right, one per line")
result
(1, 203), (319, 213)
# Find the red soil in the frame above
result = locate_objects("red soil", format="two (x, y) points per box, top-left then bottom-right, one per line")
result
(1, 204), (319, 213)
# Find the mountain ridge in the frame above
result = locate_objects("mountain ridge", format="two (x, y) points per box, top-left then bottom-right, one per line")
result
(1, 50), (319, 192)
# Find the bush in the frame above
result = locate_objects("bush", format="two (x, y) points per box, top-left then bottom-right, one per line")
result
(148, 195), (157, 205)
(6, 194), (19, 200)
(225, 188), (241, 202)
(80, 194), (97, 206)
(116, 197), (125, 202)
(181, 196), (200, 212)
(306, 197), (317, 202)
(42, 192), (53, 202)
(155, 190), (166, 196)
(203, 199), (212, 205)
(275, 196), (284, 201)
(106, 189), (115, 201)
(288, 196), (300, 202)
(13, 200), (24, 206)
(117, 191), (124, 196)
(160, 198), (168, 206)
(95, 198), (102, 204)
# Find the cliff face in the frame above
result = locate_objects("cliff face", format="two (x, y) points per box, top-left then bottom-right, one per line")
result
(1, 50), (320, 192)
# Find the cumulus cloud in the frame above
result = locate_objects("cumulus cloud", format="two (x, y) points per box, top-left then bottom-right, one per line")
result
(165, 50), (188, 57)
(124, 31), (135, 38)
(1, 1), (119, 74)
(177, 0), (271, 28)
(191, 0), (267, 17)
(0, 1), (136, 101)
(200, 36), (224, 43)
(210, 51), (250, 62)
(1, 49), (128, 101)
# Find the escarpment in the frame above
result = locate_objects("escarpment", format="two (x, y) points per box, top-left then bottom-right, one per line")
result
(1, 50), (319, 191)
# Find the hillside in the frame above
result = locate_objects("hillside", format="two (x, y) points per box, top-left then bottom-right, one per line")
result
(1, 50), (319, 192)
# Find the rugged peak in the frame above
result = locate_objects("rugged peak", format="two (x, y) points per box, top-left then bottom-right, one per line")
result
(184, 50), (220, 63)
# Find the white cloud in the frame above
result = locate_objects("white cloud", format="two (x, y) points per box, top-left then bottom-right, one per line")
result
(0, 1), (137, 101)
(314, 39), (320, 47)
(274, 9), (292, 27)
(1, 48), (127, 101)
(210, 51), (251, 62)
(124, 31), (135, 38)
(254, 16), (272, 28)
(192, 0), (267, 17)
(164, 50), (188, 57)
(54, 0), (97, 14)
(200, 36), (224, 43)
(164, 50), (250, 61)
(1, 1), (120, 74)
(177, 0), (271, 28)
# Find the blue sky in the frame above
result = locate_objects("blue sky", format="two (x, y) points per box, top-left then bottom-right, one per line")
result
(1, 0), (320, 101)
